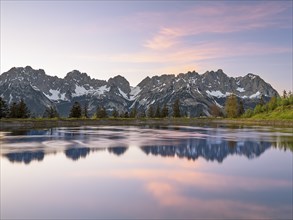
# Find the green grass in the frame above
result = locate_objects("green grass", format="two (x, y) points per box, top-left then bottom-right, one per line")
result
(251, 105), (293, 120)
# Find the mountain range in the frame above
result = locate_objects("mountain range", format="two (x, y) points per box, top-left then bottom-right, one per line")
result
(0, 66), (279, 117)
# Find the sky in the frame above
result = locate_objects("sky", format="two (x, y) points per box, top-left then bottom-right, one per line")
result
(1, 0), (292, 94)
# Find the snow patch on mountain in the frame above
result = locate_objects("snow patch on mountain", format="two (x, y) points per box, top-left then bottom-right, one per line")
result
(94, 85), (110, 95)
(250, 91), (261, 99)
(44, 89), (66, 101)
(129, 86), (141, 100)
(73, 85), (88, 97)
(236, 87), (245, 92)
(248, 74), (256, 79)
(206, 90), (225, 98)
(118, 88), (128, 99)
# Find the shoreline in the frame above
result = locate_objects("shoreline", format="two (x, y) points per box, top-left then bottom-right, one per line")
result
(1, 118), (293, 129)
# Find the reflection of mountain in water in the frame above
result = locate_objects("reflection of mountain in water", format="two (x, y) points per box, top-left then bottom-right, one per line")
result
(4, 151), (45, 164)
(141, 139), (272, 163)
(108, 146), (128, 156)
(65, 148), (91, 161)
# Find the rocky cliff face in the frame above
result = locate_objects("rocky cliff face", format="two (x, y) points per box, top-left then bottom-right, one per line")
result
(0, 66), (279, 117)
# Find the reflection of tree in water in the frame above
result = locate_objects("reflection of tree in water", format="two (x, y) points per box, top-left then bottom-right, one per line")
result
(141, 139), (272, 163)
(4, 151), (44, 164)
(108, 146), (128, 156)
(65, 147), (91, 161)
(271, 136), (293, 152)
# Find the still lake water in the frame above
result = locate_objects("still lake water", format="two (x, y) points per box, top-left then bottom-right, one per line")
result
(0, 125), (292, 219)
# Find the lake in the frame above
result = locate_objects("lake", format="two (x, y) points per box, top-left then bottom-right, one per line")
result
(0, 125), (292, 219)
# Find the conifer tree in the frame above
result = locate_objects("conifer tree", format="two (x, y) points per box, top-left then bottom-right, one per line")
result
(173, 99), (181, 117)
(259, 95), (265, 106)
(0, 97), (8, 119)
(96, 106), (108, 118)
(283, 90), (287, 99)
(43, 106), (59, 118)
(267, 96), (277, 111)
(17, 99), (30, 118)
(155, 104), (161, 118)
(83, 102), (89, 118)
(237, 99), (245, 116)
(139, 110), (146, 118)
(124, 111), (129, 118)
(69, 101), (82, 118)
(130, 106), (137, 118)
(225, 94), (238, 118)
(8, 102), (18, 118)
(161, 104), (169, 118)
(112, 108), (119, 118)
(8, 99), (30, 118)
(147, 105), (154, 118)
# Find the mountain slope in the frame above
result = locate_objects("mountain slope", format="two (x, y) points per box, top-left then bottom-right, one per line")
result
(0, 66), (279, 117)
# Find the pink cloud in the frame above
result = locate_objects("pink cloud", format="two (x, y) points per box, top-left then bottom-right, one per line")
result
(143, 1), (291, 50)
(71, 164), (292, 218)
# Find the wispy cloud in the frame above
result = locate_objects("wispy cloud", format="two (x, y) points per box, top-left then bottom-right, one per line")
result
(143, 1), (291, 50)
(144, 27), (181, 50)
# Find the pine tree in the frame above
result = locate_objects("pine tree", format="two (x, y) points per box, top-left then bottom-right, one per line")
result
(43, 106), (59, 118)
(155, 104), (161, 118)
(17, 99), (30, 118)
(8, 99), (30, 118)
(267, 96), (277, 111)
(8, 102), (18, 118)
(259, 95), (265, 106)
(124, 111), (129, 118)
(130, 106), (137, 118)
(69, 101), (82, 118)
(82, 102), (89, 118)
(112, 108), (119, 118)
(237, 99), (245, 116)
(283, 90), (287, 99)
(161, 104), (169, 118)
(96, 106), (108, 118)
(147, 105), (154, 118)
(225, 94), (238, 118)
(139, 110), (146, 118)
(0, 97), (8, 119)
(173, 99), (181, 117)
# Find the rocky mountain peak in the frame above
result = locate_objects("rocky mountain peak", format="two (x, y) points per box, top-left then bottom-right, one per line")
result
(0, 66), (279, 117)
(24, 65), (33, 71)
(245, 73), (259, 80)
(64, 70), (92, 86)
(137, 76), (151, 88)
(108, 75), (130, 93)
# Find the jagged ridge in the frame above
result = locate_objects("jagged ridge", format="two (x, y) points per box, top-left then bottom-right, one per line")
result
(0, 66), (279, 116)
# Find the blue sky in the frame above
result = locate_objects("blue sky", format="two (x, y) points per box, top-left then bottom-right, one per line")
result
(1, 1), (292, 94)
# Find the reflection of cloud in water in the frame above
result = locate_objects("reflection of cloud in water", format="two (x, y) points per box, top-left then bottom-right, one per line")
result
(79, 166), (292, 219)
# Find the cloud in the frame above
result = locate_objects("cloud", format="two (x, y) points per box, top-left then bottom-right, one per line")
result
(70, 164), (292, 219)
(144, 27), (181, 50)
(143, 1), (291, 50)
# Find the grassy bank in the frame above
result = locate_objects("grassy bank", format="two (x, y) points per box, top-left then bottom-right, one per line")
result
(1, 117), (293, 129)
(250, 105), (293, 120)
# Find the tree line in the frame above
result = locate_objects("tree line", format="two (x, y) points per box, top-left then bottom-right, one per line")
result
(68, 98), (181, 119)
(1, 90), (291, 119)
(0, 98), (30, 119)
(0, 97), (182, 119)
(219, 90), (293, 118)
(242, 90), (293, 118)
